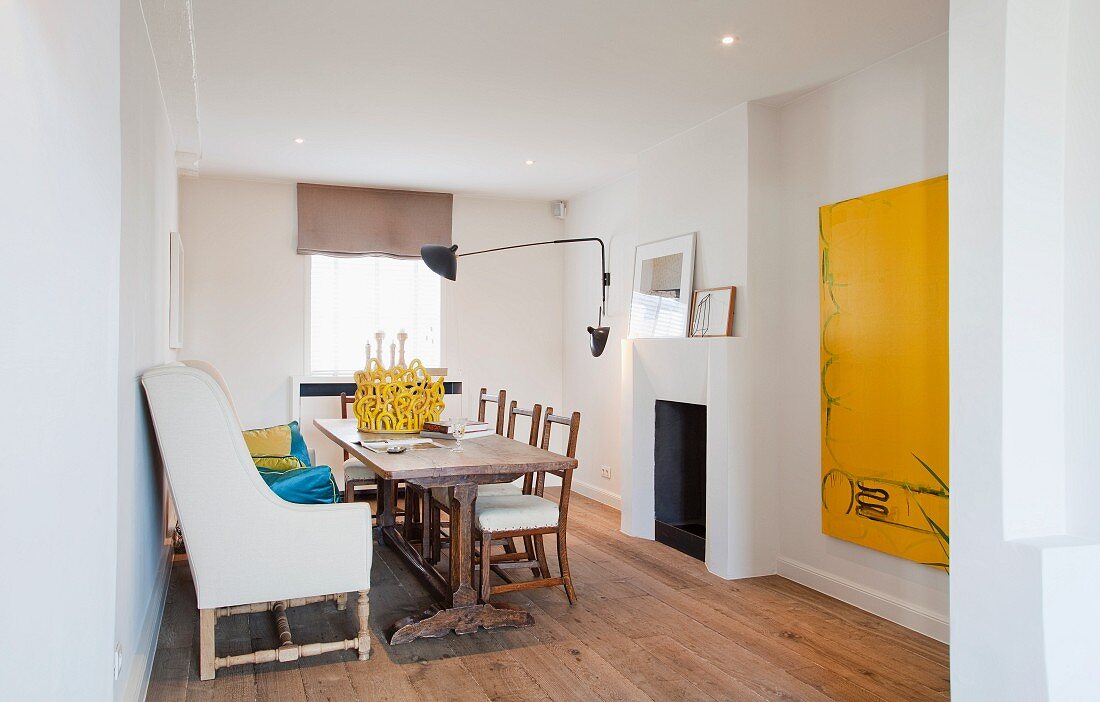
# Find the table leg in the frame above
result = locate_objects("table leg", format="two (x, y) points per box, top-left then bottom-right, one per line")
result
(448, 484), (476, 608)
(402, 486), (422, 543)
(378, 478), (397, 529)
(420, 486), (433, 560)
(389, 481), (532, 644)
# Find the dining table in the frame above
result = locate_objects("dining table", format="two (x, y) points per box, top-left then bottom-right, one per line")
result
(313, 417), (577, 644)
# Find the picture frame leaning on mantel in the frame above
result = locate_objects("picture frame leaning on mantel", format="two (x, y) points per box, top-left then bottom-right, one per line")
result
(688, 285), (736, 337)
(628, 232), (697, 338)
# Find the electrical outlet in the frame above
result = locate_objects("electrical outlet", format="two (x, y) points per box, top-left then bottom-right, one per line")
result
(600, 465), (612, 480)
(114, 644), (123, 680)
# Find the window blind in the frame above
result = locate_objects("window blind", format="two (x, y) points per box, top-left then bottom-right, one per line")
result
(297, 183), (452, 258)
(310, 255), (441, 373)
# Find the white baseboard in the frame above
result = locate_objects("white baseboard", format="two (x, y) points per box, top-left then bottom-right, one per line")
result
(121, 544), (174, 702)
(776, 556), (949, 643)
(571, 479), (621, 510)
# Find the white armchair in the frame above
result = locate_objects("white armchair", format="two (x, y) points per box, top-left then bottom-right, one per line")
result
(142, 363), (373, 680)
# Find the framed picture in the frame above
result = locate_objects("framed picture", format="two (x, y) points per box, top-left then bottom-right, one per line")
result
(689, 286), (736, 337)
(169, 231), (184, 349)
(628, 233), (696, 338)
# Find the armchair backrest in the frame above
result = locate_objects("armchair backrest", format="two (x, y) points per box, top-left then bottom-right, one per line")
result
(179, 359), (241, 425)
(141, 364), (295, 603)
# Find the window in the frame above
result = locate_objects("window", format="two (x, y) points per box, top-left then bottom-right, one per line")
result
(310, 256), (441, 373)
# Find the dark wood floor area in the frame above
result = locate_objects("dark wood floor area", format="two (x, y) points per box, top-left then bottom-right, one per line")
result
(148, 492), (949, 701)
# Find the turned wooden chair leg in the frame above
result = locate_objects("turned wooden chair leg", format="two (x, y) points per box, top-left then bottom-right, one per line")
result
(557, 530), (577, 605)
(335, 592), (347, 611)
(533, 534), (551, 579)
(356, 590), (371, 661)
(480, 530), (493, 603)
(199, 608), (216, 681)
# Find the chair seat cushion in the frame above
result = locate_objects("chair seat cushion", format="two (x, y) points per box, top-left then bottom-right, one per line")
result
(430, 482), (521, 505)
(258, 465), (338, 504)
(242, 420), (311, 469)
(476, 494), (559, 532)
(344, 462), (375, 483)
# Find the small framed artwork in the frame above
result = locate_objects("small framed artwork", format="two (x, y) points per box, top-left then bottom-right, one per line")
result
(629, 233), (696, 338)
(689, 286), (735, 337)
(169, 231), (184, 349)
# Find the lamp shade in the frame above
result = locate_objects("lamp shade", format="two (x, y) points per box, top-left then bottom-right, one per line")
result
(587, 326), (610, 357)
(421, 244), (458, 280)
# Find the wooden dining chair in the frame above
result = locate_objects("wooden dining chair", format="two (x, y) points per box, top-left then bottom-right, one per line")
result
(427, 398), (540, 564)
(341, 392), (413, 528)
(479, 388), (508, 435)
(475, 408), (580, 605)
(340, 392), (374, 504)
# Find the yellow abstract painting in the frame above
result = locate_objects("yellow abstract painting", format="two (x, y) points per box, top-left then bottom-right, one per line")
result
(819, 175), (949, 570)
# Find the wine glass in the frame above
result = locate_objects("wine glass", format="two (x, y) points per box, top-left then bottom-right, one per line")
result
(451, 418), (468, 452)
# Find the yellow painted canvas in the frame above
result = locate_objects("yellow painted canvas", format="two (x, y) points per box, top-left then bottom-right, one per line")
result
(819, 175), (949, 570)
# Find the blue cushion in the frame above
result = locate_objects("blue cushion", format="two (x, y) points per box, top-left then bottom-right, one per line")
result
(258, 465), (338, 504)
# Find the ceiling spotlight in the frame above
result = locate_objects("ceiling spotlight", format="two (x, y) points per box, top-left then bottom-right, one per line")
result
(721, 35), (739, 45)
(524, 159), (535, 165)
(294, 138), (305, 144)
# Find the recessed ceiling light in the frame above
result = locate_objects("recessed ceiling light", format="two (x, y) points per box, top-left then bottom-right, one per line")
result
(294, 137), (305, 144)
(524, 160), (535, 165)
(721, 35), (739, 46)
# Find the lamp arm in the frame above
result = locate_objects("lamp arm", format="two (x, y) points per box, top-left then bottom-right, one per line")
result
(458, 237), (609, 313)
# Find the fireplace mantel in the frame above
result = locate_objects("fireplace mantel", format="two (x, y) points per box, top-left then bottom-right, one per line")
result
(621, 337), (778, 579)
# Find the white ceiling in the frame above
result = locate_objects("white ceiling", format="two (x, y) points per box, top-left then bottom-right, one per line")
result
(185, 0), (947, 199)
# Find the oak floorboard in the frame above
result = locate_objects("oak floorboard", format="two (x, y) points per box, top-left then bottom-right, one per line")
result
(596, 597), (835, 702)
(678, 584), (945, 702)
(753, 576), (950, 668)
(148, 492), (949, 702)
(538, 600), (716, 702)
(147, 646), (190, 702)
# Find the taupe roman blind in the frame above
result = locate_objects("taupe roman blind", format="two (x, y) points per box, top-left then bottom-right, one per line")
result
(296, 183), (453, 258)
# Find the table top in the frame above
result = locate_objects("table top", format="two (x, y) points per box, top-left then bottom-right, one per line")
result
(314, 418), (576, 483)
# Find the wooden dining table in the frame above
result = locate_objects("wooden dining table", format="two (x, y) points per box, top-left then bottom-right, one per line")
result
(313, 418), (576, 644)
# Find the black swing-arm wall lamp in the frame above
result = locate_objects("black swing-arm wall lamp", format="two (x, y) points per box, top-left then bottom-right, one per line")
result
(420, 238), (611, 357)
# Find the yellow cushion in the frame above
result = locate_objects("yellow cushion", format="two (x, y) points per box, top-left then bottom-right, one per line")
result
(241, 420), (310, 470)
(242, 424), (292, 457)
(253, 456), (304, 471)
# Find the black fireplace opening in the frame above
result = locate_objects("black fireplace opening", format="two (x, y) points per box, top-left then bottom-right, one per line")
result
(653, 399), (706, 561)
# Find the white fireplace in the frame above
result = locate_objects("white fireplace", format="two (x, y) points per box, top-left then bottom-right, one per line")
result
(621, 337), (778, 579)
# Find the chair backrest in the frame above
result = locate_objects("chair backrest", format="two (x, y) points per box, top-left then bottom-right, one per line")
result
(478, 387), (507, 434)
(181, 359), (241, 426)
(506, 400), (543, 446)
(141, 364), (301, 607)
(507, 401), (543, 494)
(339, 392), (356, 460)
(536, 408), (581, 498)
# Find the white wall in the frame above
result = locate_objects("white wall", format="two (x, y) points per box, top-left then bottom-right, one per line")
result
(1063, 0), (1100, 540)
(0, 1), (122, 699)
(563, 35), (950, 639)
(444, 196), (565, 424)
(562, 103), (757, 504)
(178, 178), (303, 429)
(561, 175), (639, 504)
(951, 0), (1100, 698)
(116, 0), (179, 698)
(179, 178), (564, 451)
(771, 35), (949, 639)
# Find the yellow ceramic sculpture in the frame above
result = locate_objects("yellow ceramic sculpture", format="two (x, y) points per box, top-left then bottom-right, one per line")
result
(352, 359), (445, 433)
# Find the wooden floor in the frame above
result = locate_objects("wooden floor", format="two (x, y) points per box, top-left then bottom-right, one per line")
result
(148, 492), (949, 701)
